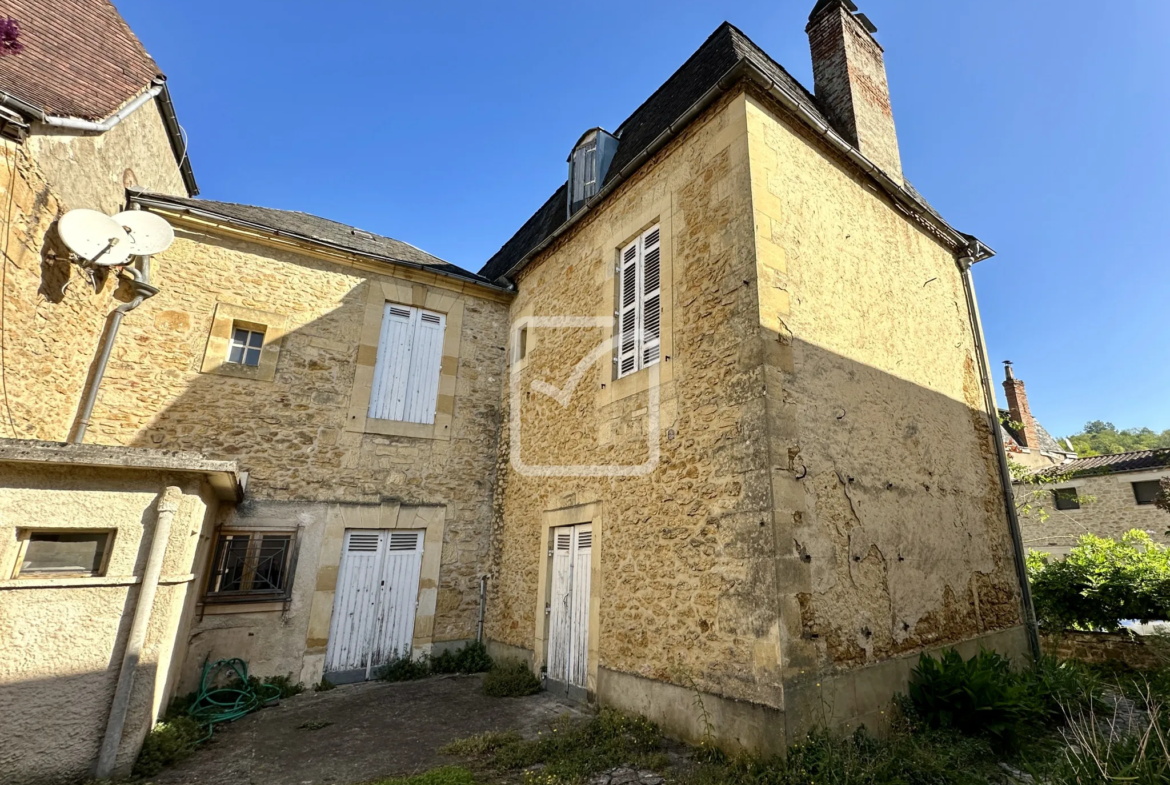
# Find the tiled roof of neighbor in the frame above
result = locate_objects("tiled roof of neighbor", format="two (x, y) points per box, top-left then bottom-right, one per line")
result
(479, 22), (831, 283)
(0, 0), (160, 121)
(998, 409), (1075, 457)
(131, 192), (499, 288)
(1032, 449), (1170, 479)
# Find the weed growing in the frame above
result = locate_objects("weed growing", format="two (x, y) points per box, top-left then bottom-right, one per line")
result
(481, 659), (542, 697)
(367, 765), (478, 785)
(380, 641), (495, 683)
(132, 716), (204, 777)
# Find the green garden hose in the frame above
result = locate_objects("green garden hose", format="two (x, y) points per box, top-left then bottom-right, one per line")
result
(187, 658), (281, 741)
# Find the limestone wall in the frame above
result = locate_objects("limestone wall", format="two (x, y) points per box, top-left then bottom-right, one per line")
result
(25, 96), (188, 215)
(484, 92), (781, 707)
(0, 463), (217, 784)
(745, 89), (1024, 697)
(1019, 471), (1170, 557)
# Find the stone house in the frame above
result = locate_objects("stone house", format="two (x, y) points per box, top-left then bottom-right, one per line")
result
(1020, 450), (1170, 558)
(477, 2), (1031, 755)
(0, 3), (508, 782)
(0, 0), (1038, 780)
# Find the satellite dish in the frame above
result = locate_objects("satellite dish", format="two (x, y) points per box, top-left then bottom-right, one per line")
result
(58, 209), (133, 267)
(113, 210), (175, 256)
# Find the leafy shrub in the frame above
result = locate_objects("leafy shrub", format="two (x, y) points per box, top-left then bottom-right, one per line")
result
(438, 730), (523, 757)
(381, 654), (433, 682)
(908, 649), (1040, 747)
(133, 716), (204, 777)
(1028, 530), (1170, 630)
(314, 676), (336, 692)
(431, 640), (493, 675)
(482, 659), (542, 697)
(368, 765), (478, 785)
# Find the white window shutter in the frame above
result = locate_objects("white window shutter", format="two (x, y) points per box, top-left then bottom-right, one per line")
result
(368, 305), (414, 421)
(616, 226), (661, 379)
(368, 305), (446, 424)
(403, 310), (445, 424)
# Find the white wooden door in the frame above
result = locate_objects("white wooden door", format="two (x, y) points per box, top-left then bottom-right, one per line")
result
(547, 525), (591, 691)
(325, 529), (424, 681)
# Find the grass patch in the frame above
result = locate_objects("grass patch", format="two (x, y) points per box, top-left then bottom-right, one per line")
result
(441, 708), (665, 781)
(132, 716), (204, 777)
(482, 660), (542, 697)
(367, 765), (478, 785)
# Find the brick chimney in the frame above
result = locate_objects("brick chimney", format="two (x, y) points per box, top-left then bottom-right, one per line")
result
(806, 0), (903, 184)
(1002, 361), (1039, 449)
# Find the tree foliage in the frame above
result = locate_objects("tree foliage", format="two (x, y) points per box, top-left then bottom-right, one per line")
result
(1008, 458), (1094, 523)
(1069, 421), (1170, 457)
(1027, 530), (1170, 630)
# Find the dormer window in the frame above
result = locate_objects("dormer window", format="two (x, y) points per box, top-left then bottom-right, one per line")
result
(568, 128), (619, 217)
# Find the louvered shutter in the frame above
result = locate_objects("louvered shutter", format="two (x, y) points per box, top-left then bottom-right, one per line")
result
(615, 226), (662, 379)
(368, 305), (414, 421)
(368, 305), (446, 424)
(403, 310), (445, 425)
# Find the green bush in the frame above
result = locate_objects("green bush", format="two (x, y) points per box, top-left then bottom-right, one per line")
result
(1028, 530), (1170, 631)
(430, 640), (493, 675)
(907, 649), (1040, 747)
(482, 659), (542, 697)
(133, 716), (204, 777)
(381, 654), (433, 682)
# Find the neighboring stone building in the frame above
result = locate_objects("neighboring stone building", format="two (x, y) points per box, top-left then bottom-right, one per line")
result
(0, 3), (509, 783)
(998, 361), (1077, 471)
(1020, 450), (1170, 558)
(477, 2), (1030, 755)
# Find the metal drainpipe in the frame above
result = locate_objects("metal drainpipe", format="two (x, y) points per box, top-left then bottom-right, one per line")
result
(958, 254), (1041, 661)
(71, 262), (159, 444)
(477, 576), (487, 643)
(95, 485), (183, 779)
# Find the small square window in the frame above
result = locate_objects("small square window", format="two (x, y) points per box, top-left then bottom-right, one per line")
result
(1053, 488), (1080, 511)
(228, 325), (265, 367)
(16, 531), (113, 577)
(205, 531), (296, 602)
(1133, 480), (1161, 506)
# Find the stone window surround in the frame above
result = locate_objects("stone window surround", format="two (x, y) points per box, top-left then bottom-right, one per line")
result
(302, 503), (446, 671)
(200, 302), (289, 383)
(533, 500), (603, 697)
(599, 208), (675, 407)
(346, 278), (465, 441)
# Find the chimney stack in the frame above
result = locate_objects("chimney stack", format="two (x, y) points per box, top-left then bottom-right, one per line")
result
(806, 0), (903, 184)
(1002, 361), (1040, 449)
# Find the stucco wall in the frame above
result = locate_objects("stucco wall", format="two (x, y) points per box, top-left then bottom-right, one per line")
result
(0, 463), (217, 784)
(485, 92), (781, 705)
(745, 91), (1024, 688)
(1019, 471), (1170, 556)
(25, 96), (187, 215)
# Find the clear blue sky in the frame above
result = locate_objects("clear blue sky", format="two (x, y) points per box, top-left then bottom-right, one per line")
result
(116, 0), (1169, 439)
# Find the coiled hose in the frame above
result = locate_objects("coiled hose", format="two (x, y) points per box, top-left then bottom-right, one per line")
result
(187, 658), (281, 741)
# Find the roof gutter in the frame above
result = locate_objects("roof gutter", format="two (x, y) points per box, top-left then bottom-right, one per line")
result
(497, 58), (994, 283)
(128, 193), (513, 294)
(153, 79), (199, 196)
(40, 82), (162, 132)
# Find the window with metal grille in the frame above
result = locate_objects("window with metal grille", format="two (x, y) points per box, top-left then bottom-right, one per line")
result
(15, 531), (113, 577)
(1133, 480), (1161, 505)
(368, 304), (446, 424)
(228, 324), (265, 367)
(616, 225), (661, 379)
(205, 531), (296, 602)
(1053, 487), (1080, 511)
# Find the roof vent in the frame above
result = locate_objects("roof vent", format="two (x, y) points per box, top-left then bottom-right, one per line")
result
(567, 128), (619, 217)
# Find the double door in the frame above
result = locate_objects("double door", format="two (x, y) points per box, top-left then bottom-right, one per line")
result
(325, 529), (423, 682)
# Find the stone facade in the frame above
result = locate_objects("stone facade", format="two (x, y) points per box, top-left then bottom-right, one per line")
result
(1019, 470), (1170, 557)
(1042, 631), (1168, 672)
(484, 85), (1027, 754)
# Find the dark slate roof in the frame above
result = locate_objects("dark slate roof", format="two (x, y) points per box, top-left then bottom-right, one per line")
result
(998, 409), (1075, 457)
(1032, 449), (1170, 479)
(132, 192), (499, 288)
(479, 22), (831, 283)
(0, 0), (160, 121)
